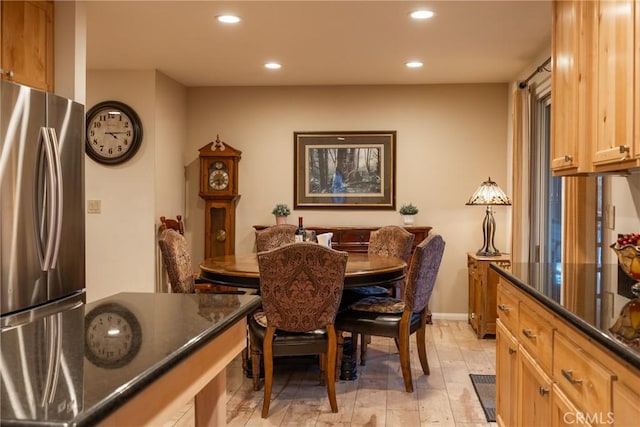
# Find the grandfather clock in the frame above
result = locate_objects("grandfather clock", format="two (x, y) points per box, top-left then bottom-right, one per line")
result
(199, 135), (241, 258)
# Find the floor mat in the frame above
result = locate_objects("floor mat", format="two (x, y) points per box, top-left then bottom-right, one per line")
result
(469, 374), (496, 422)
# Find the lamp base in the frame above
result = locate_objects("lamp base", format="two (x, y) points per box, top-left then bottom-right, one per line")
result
(476, 249), (502, 257)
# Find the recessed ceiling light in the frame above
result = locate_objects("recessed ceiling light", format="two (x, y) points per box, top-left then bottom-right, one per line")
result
(410, 10), (434, 20)
(217, 15), (241, 24)
(264, 62), (282, 70)
(405, 61), (424, 68)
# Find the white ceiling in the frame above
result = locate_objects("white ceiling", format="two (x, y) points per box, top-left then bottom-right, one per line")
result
(85, 0), (552, 87)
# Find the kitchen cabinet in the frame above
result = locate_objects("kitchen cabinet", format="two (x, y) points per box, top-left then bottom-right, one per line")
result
(467, 253), (510, 338)
(495, 273), (640, 427)
(551, 0), (640, 175)
(1, 1), (54, 92)
(593, 0), (636, 170)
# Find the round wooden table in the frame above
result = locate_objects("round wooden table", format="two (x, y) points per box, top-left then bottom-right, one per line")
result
(199, 252), (406, 289)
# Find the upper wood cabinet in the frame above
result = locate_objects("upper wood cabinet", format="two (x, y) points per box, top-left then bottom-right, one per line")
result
(551, 0), (639, 175)
(1, 1), (54, 92)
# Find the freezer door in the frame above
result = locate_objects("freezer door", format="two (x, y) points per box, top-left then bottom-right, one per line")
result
(0, 300), (84, 423)
(0, 81), (49, 316)
(46, 93), (85, 302)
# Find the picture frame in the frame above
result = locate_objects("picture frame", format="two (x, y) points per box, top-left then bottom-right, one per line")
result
(294, 131), (396, 209)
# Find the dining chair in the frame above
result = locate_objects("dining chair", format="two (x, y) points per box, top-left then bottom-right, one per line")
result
(346, 225), (415, 365)
(255, 224), (317, 252)
(249, 242), (348, 418)
(335, 233), (445, 392)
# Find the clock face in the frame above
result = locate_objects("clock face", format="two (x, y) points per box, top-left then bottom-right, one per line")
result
(86, 101), (143, 165)
(208, 161), (229, 190)
(85, 303), (142, 369)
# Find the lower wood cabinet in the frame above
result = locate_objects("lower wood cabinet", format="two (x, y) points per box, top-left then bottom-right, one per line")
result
(496, 276), (640, 427)
(467, 253), (510, 338)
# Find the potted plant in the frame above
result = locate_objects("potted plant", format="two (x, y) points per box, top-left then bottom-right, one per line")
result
(271, 203), (291, 224)
(399, 203), (419, 225)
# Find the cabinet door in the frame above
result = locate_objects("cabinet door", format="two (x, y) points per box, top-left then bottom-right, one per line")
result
(467, 256), (480, 333)
(1, 1), (54, 91)
(613, 381), (640, 427)
(594, 0), (635, 165)
(551, 0), (581, 172)
(518, 348), (553, 427)
(496, 321), (519, 427)
(552, 384), (594, 427)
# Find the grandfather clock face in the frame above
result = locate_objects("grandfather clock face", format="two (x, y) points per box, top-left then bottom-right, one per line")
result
(198, 138), (241, 258)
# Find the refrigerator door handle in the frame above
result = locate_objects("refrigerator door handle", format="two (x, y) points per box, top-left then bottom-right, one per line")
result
(40, 313), (61, 407)
(36, 127), (58, 272)
(47, 128), (63, 269)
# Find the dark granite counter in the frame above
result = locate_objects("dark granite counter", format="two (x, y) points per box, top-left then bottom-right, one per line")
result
(490, 262), (640, 371)
(0, 292), (261, 426)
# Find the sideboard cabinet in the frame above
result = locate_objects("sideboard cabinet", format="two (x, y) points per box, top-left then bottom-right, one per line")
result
(253, 225), (431, 256)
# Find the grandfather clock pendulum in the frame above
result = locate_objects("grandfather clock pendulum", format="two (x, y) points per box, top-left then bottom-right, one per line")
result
(198, 135), (241, 258)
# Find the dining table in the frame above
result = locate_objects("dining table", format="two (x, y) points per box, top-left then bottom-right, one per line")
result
(199, 252), (407, 290)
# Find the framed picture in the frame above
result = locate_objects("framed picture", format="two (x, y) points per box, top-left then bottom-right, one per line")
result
(294, 131), (396, 209)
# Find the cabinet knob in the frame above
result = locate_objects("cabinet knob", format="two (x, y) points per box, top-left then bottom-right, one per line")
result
(470, 313), (476, 319)
(522, 329), (537, 339)
(4, 70), (14, 79)
(539, 387), (550, 396)
(508, 347), (516, 355)
(564, 155), (573, 162)
(561, 369), (583, 385)
(497, 304), (510, 313)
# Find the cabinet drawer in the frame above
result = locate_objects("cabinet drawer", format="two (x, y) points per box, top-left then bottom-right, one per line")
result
(497, 279), (519, 334)
(338, 230), (370, 245)
(518, 300), (553, 371)
(553, 332), (614, 417)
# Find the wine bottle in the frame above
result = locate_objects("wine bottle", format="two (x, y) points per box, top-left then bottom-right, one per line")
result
(295, 216), (305, 242)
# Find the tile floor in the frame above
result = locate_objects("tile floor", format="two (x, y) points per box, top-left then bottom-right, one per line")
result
(164, 319), (497, 427)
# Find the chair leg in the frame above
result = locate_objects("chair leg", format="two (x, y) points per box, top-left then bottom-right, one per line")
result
(416, 316), (431, 375)
(326, 325), (338, 413)
(398, 315), (413, 393)
(360, 334), (370, 365)
(261, 327), (275, 418)
(336, 331), (344, 381)
(318, 353), (326, 385)
(251, 344), (261, 391)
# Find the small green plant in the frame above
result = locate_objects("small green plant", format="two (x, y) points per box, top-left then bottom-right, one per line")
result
(271, 203), (291, 216)
(399, 203), (419, 215)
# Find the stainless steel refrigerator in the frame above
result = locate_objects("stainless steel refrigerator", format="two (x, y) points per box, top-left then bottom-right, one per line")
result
(1, 80), (85, 423)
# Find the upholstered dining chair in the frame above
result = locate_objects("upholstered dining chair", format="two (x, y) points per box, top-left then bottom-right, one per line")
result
(158, 228), (198, 294)
(335, 233), (445, 392)
(249, 242), (348, 418)
(347, 225), (415, 365)
(255, 224), (317, 252)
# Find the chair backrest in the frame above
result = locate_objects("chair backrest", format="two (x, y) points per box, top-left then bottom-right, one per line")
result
(257, 242), (348, 332)
(255, 224), (297, 252)
(158, 228), (195, 293)
(403, 234), (445, 313)
(368, 225), (415, 262)
(159, 215), (184, 235)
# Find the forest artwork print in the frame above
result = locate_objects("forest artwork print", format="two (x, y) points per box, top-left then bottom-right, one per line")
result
(294, 131), (396, 209)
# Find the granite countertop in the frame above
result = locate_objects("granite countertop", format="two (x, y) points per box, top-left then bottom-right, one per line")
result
(0, 292), (261, 426)
(491, 262), (640, 371)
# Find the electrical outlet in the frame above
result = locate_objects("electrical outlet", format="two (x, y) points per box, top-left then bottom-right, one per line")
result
(87, 200), (101, 214)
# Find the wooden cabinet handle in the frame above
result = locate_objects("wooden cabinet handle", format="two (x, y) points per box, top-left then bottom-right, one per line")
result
(508, 347), (516, 355)
(564, 155), (573, 162)
(561, 369), (583, 385)
(522, 329), (537, 339)
(498, 304), (510, 312)
(539, 387), (550, 396)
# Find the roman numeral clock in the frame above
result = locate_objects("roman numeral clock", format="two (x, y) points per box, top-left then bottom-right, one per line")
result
(199, 135), (241, 258)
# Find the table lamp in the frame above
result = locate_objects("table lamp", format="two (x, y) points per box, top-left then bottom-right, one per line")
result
(466, 177), (512, 256)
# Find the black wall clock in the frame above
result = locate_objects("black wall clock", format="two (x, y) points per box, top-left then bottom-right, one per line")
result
(86, 100), (143, 165)
(85, 303), (142, 369)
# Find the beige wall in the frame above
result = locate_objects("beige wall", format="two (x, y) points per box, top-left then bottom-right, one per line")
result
(85, 70), (187, 302)
(185, 84), (510, 317)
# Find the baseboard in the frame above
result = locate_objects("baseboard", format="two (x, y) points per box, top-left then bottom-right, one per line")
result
(431, 312), (468, 321)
